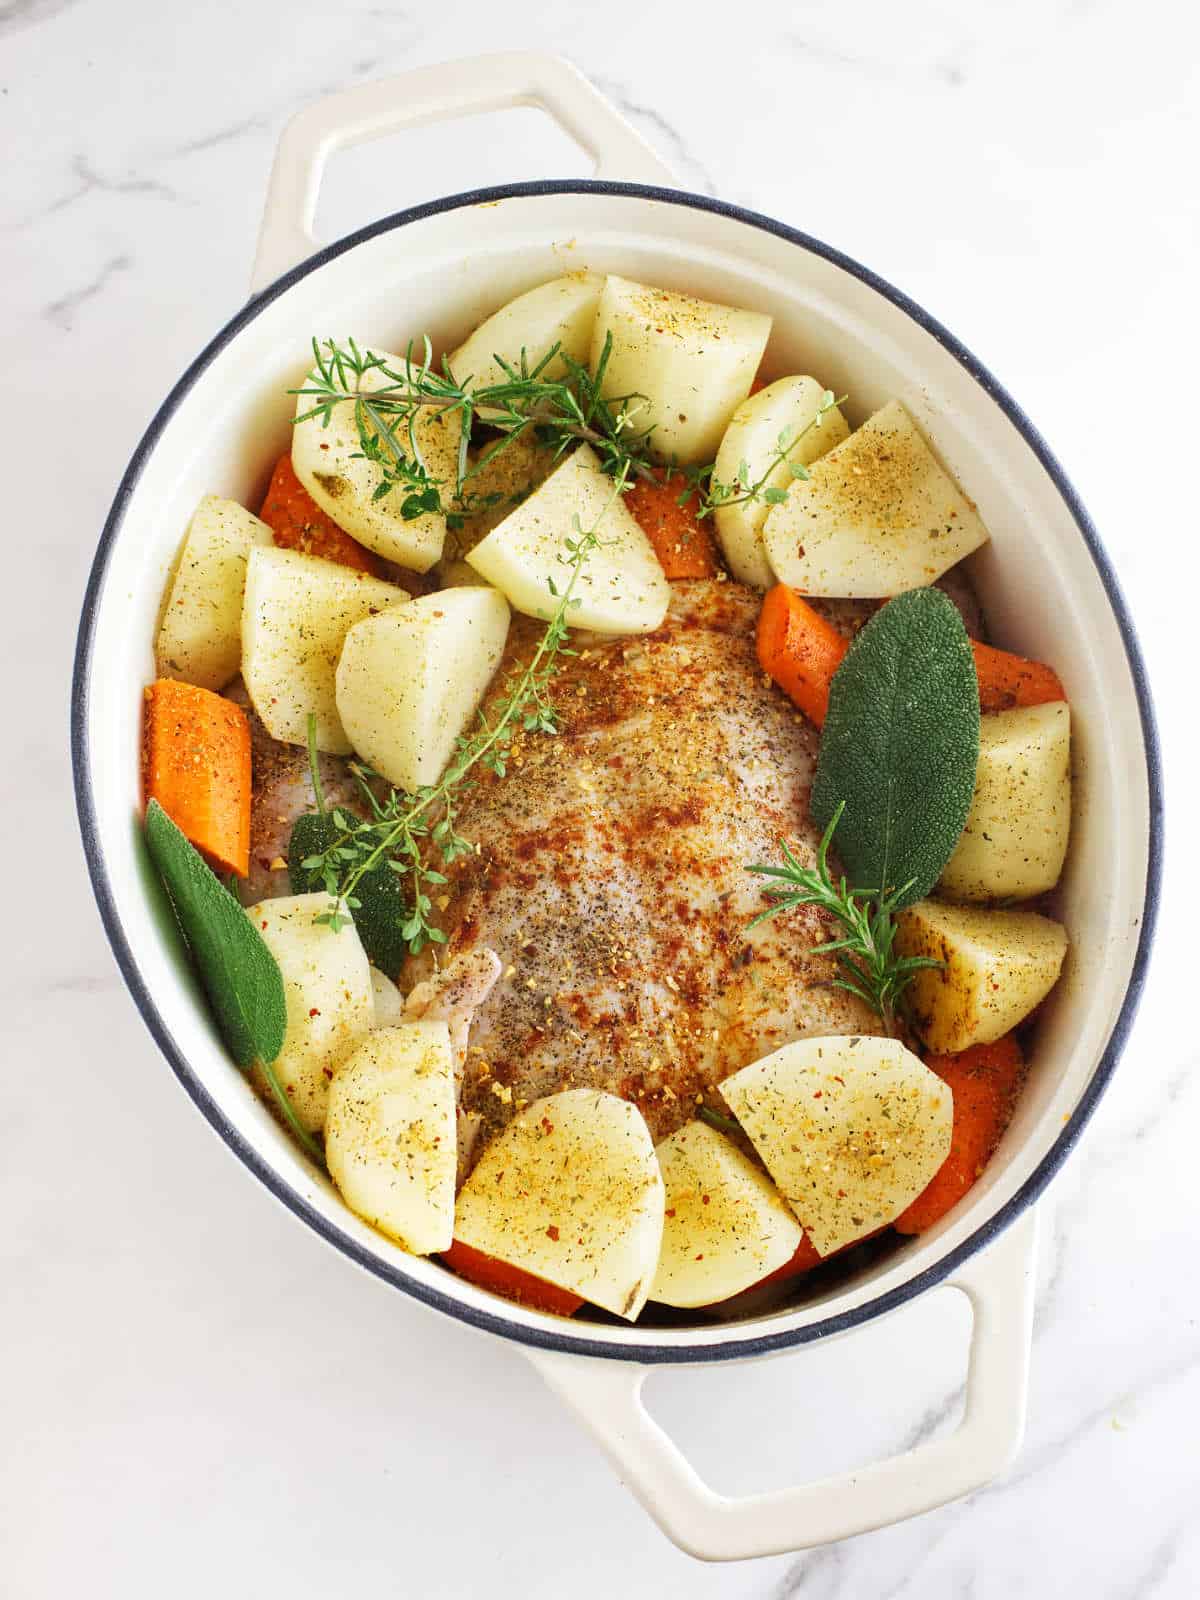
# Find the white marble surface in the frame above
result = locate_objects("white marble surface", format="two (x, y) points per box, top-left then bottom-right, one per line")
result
(3, 0), (1198, 1593)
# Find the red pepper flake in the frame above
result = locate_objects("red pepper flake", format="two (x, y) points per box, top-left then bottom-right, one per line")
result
(701, 1194), (711, 1205)
(694, 1254), (704, 1261)
(813, 1090), (823, 1099)
(309, 1007), (321, 1018)
(546, 1225), (560, 1241)
(664, 1208), (676, 1218)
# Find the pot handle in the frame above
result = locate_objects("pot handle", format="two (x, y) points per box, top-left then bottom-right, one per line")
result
(527, 1210), (1036, 1561)
(250, 52), (676, 292)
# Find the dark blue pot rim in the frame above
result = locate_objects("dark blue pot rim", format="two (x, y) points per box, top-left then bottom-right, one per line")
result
(72, 179), (1163, 1364)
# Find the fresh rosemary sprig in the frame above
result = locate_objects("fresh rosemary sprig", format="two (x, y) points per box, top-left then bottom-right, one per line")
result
(292, 335), (658, 526)
(680, 389), (846, 518)
(747, 801), (942, 1035)
(298, 467), (629, 956)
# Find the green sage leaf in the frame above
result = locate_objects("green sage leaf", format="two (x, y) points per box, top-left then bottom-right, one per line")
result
(288, 811), (409, 978)
(811, 587), (979, 908)
(144, 800), (286, 1066)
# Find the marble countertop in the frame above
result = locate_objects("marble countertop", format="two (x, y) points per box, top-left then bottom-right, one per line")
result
(4, 1), (1196, 1593)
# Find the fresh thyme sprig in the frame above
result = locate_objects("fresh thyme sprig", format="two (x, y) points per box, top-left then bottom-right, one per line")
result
(747, 801), (942, 1035)
(292, 335), (659, 528)
(679, 389), (847, 518)
(298, 467), (629, 956)
(295, 338), (848, 540)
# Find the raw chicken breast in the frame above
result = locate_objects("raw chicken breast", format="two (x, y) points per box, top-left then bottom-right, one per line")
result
(403, 579), (882, 1166)
(224, 679), (365, 903)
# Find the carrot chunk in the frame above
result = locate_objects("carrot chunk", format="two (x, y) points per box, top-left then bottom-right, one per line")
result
(441, 1238), (584, 1318)
(142, 679), (251, 878)
(971, 640), (1066, 714)
(756, 583), (850, 727)
(756, 1231), (825, 1288)
(894, 1034), (1026, 1233)
(259, 453), (383, 575)
(624, 470), (719, 580)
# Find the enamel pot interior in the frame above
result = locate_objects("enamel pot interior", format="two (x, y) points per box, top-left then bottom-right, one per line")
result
(74, 182), (1160, 1362)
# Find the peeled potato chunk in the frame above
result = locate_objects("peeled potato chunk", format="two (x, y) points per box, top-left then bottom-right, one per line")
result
(722, 1036), (954, 1256)
(449, 272), (604, 392)
(336, 586), (510, 791)
(156, 495), (274, 690)
(465, 444), (669, 634)
(649, 1121), (803, 1308)
(591, 275), (772, 465)
(325, 1021), (456, 1254)
(453, 1089), (664, 1320)
(896, 900), (1069, 1053)
(291, 346), (462, 571)
(939, 702), (1071, 902)
(762, 399), (990, 596)
(246, 893), (374, 1133)
(713, 378), (850, 587)
(241, 545), (405, 752)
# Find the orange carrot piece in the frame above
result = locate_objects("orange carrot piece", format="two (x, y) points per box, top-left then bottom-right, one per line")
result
(757, 583), (850, 727)
(142, 679), (251, 878)
(259, 454), (383, 575)
(441, 1238), (584, 1318)
(756, 1231), (825, 1288)
(971, 639), (1066, 715)
(894, 1035), (1026, 1234)
(624, 470), (719, 580)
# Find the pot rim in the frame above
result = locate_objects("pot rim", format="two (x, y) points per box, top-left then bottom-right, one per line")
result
(71, 178), (1163, 1363)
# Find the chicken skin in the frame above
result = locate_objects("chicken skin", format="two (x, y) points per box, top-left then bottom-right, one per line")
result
(403, 579), (881, 1167)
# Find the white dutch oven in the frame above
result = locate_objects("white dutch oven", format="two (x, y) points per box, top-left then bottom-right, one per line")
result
(72, 54), (1161, 1561)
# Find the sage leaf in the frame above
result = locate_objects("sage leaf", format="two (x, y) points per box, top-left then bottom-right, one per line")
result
(144, 799), (286, 1066)
(288, 811), (409, 978)
(811, 587), (979, 907)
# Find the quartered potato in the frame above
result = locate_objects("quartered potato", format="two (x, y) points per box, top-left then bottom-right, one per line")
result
(465, 444), (670, 633)
(649, 1121), (803, 1308)
(762, 400), (990, 596)
(325, 1020), (456, 1254)
(939, 702), (1071, 902)
(896, 899), (1069, 1053)
(721, 1036), (954, 1256)
(713, 377), (850, 587)
(241, 545), (406, 752)
(246, 893), (374, 1133)
(291, 347), (462, 572)
(335, 586), (510, 791)
(591, 275), (772, 465)
(449, 272), (604, 391)
(156, 495), (273, 690)
(453, 1088), (665, 1320)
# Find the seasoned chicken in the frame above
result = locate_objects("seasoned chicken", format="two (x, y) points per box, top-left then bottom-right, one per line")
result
(402, 579), (884, 1167)
(224, 679), (367, 904)
(404, 949), (503, 1182)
